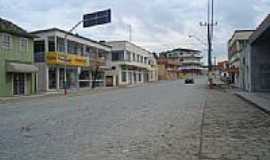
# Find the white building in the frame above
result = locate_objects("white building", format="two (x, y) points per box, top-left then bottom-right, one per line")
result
(161, 48), (203, 74)
(31, 28), (111, 92)
(228, 30), (254, 88)
(106, 41), (158, 86)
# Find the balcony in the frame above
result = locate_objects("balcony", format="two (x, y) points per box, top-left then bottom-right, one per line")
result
(89, 57), (107, 68)
(182, 60), (203, 65)
(158, 58), (181, 66)
(112, 59), (152, 70)
(178, 54), (203, 59)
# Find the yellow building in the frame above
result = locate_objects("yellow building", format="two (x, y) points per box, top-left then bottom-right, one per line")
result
(31, 28), (111, 92)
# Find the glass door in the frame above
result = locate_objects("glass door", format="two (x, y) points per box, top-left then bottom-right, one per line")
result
(13, 73), (25, 95)
(48, 68), (57, 89)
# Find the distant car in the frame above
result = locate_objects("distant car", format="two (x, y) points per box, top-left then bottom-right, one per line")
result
(185, 78), (194, 84)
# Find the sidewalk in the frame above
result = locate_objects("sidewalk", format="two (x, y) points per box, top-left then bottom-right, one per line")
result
(235, 92), (270, 114)
(0, 87), (117, 104)
(200, 89), (270, 160)
(0, 82), (159, 104)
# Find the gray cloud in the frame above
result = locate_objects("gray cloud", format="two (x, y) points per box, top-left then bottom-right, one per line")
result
(0, 0), (269, 63)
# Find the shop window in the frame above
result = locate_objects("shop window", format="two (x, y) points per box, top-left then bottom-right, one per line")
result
(13, 73), (25, 95)
(79, 71), (90, 88)
(48, 68), (57, 89)
(133, 53), (136, 61)
(134, 72), (137, 83)
(138, 73), (141, 81)
(121, 71), (127, 82)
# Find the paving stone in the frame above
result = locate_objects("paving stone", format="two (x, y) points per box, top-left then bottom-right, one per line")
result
(201, 89), (270, 160)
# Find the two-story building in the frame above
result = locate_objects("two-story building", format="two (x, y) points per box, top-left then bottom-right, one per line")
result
(31, 28), (111, 92)
(228, 30), (254, 87)
(106, 41), (158, 86)
(0, 18), (38, 96)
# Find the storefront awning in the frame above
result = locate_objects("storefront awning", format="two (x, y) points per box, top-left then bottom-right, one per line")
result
(6, 63), (38, 73)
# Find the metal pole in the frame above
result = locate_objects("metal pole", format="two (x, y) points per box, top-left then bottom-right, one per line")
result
(64, 36), (68, 95)
(207, 0), (212, 72)
(64, 20), (83, 96)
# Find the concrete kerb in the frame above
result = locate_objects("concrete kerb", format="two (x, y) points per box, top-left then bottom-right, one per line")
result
(0, 81), (161, 104)
(0, 87), (118, 104)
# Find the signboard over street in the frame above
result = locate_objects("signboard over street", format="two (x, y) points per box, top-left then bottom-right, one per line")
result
(83, 9), (111, 28)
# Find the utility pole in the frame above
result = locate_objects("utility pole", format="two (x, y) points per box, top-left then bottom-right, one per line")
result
(200, 0), (217, 87)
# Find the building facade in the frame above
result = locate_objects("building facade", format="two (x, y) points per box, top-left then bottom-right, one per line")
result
(228, 30), (254, 88)
(0, 18), (38, 97)
(106, 41), (158, 86)
(245, 15), (270, 92)
(160, 48), (203, 75)
(157, 57), (181, 80)
(217, 60), (229, 81)
(31, 28), (111, 92)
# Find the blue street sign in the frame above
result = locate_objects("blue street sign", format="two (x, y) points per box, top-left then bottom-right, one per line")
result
(83, 9), (111, 28)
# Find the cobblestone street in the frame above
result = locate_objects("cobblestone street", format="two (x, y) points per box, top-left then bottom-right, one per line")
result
(0, 79), (207, 160)
(0, 78), (270, 160)
(201, 89), (270, 160)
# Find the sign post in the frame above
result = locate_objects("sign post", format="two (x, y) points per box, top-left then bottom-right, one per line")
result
(83, 9), (111, 28)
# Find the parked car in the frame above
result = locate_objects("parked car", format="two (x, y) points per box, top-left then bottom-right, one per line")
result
(185, 78), (194, 84)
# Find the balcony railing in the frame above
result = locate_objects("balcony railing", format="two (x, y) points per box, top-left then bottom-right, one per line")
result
(182, 60), (203, 65)
(89, 57), (107, 67)
(46, 52), (89, 67)
(158, 59), (181, 66)
(112, 59), (152, 70)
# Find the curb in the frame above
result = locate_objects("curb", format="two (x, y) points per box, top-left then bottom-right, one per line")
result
(0, 92), (64, 104)
(234, 93), (270, 115)
(0, 82), (161, 104)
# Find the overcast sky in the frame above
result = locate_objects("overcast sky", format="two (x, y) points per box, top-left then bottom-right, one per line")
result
(1, 0), (270, 63)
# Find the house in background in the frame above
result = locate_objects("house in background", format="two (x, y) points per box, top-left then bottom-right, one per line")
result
(31, 28), (111, 92)
(0, 18), (38, 97)
(106, 41), (158, 87)
(157, 56), (181, 80)
(159, 48), (203, 78)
